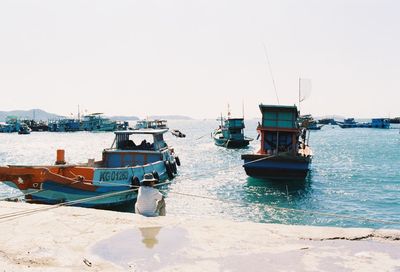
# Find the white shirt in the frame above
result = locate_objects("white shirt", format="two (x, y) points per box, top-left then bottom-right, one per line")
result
(135, 186), (163, 217)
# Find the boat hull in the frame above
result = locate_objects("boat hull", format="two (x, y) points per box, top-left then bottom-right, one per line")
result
(214, 138), (250, 148)
(241, 154), (311, 180)
(0, 160), (173, 208)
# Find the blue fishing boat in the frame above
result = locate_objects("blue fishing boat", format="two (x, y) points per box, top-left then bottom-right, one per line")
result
(0, 116), (22, 133)
(371, 118), (390, 129)
(0, 129), (180, 209)
(213, 116), (252, 148)
(241, 104), (312, 180)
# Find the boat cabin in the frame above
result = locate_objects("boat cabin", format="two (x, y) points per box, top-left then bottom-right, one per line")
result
(222, 118), (245, 140)
(102, 129), (170, 167)
(258, 104), (302, 155)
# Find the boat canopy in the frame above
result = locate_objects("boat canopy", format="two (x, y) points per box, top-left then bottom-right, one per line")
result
(259, 104), (298, 129)
(112, 129), (168, 151)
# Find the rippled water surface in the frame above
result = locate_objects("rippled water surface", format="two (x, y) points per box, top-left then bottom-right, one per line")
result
(0, 120), (399, 229)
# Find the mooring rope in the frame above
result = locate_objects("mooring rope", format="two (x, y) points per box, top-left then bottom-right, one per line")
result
(0, 180), (398, 226)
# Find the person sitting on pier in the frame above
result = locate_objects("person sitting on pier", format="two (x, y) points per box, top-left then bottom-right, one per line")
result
(135, 173), (166, 217)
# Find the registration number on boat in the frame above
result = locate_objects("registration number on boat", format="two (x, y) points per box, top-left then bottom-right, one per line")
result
(98, 170), (129, 182)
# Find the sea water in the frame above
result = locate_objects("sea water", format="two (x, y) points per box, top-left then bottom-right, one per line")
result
(0, 120), (399, 229)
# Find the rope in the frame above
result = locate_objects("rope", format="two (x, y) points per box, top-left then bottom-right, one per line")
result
(164, 191), (400, 226)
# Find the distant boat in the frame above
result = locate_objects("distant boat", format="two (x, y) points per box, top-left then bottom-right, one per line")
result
(135, 119), (168, 130)
(317, 118), (337, 125)
(18, 123), (31, 135)
(171, 129), (186, 138)
(213, 116), (252, 148)
(48, 118), (81, 132)
(242, 104), (312, 180)
(337, 118), (358, 128)
(371, 118), (390, 129)
(82, 113), (127, 132)
(299, 114), (324, 130)
(0, 129), (180, 209)
(22, 119), (49, 132)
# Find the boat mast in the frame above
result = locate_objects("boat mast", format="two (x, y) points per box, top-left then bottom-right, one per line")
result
(298, 78), (301, 114)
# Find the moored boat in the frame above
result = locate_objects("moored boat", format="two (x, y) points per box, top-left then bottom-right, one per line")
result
(241, 104), (312, 180)
(0, 129), (180, 209)
(213, 116), (252, 148)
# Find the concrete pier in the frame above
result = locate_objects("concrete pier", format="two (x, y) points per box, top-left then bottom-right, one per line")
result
(0, 202), (399, 271)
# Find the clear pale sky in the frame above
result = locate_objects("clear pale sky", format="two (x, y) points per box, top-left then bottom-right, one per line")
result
(0, 0), (399, 119)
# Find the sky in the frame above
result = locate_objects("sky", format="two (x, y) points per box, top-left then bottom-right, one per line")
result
(0, 0), (399, 119)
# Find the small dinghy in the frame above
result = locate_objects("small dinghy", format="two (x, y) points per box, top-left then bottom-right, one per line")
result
(171, 129), (186, 138)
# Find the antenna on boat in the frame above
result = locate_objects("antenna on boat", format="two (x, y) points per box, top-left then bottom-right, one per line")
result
(227, 104), (231, 118)
(262, 42), (280, 105)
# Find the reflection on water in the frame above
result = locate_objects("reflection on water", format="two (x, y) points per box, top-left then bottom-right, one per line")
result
(92, 226), (188, 270)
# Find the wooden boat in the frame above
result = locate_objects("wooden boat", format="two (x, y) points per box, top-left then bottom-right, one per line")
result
(241, 104), (312, 180)
(171, 129), (186, 138)
(213, 117), (252, 148)
(0, 129), (179, 208)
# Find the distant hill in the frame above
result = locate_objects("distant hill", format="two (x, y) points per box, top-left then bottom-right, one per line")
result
(0, 109), (64, 121)
(107, 115), (139, 121)
(148, 115), (193, 120)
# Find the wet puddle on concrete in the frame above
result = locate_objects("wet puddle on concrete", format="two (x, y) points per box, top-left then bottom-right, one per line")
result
(91, 226), (189, 270)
